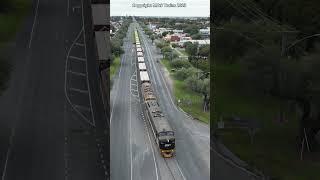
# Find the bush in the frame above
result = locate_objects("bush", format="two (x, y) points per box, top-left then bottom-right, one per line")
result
(170, 59), (191, 69)
(185, 75), (200, 92)
(175, 67), (197, 80)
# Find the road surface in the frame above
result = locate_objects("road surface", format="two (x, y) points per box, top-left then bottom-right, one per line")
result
(0, 0), (109, 179)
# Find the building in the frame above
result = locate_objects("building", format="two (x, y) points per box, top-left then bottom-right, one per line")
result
(178, 39), (210, 47)
(170, 35), (180, 42)
(199, 27), (210, 38)
(173, 29), (183, 34)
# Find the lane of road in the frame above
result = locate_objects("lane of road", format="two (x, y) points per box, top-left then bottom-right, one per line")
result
(0, 0), (109, 179)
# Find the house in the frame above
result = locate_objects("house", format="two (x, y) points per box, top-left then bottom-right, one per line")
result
(173, 29), (183, 34)
(178, 39), (210, 47)
(199, 27), (210, 38)
(170, 35), (180, 42)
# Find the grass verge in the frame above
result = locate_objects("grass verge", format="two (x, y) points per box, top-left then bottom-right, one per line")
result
(161, 58), (210, 124)
(110, 56), (121, 80)
(215, 62), (320, 180)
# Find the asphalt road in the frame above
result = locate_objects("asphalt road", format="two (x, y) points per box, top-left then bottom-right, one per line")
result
(0, 0), (109, 179)
(110, 23), (159, 180)
(137, 23), (259, 180)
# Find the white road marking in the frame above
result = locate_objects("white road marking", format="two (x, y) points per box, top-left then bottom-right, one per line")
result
(75, 42), (85, 47)
(69, 56), (86, 62)
(67, 70), (86, 77)
(74, 104), (91, 111)
(69, 87), (88, 94)
(28, 0), (40, 48)
(81, 0), (95, 126)
(1, 127), (15, 180)
(64, 28), (95, 127)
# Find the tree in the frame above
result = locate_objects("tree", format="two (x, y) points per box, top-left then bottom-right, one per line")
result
(191, 33), (202, 40)
(199, 45), (210, 57)
(175, 67), (197, 80)
(156, 42), (165, 49)
(172, 43), (178, 48)
(185, 42), (198, 57)
(111, 39), (123, 56)
(0, 0), (12, 12)
(161, 46), (172, 54)
(170, 59), (191, 69)
(184, 24), (199, 36)
(150, 35), (155, 43)
(199, 78), (210, 112)
(162, 31), (169, 37)
(186, 75), (200, 92)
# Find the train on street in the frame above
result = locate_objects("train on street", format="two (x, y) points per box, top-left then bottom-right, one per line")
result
(134, 29), (175, 158)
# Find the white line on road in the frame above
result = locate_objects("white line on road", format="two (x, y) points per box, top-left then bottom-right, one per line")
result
(81, 0), (95, 126)
(1, 127), (15, 180)
(75, 42), (85, 47)
(69, 87), (88, 94)
(74, 104), (91, 111)
(67, 70), (86, 77)
(28, 0), (40, 49)
(69, 56), (86, 62)
(64, 28), (95, 127)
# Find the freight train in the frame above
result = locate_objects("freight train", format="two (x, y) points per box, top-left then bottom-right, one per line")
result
(134, 29), (175, 158)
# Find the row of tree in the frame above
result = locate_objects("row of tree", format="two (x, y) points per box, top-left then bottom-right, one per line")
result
(153, 34), (210, 112)
(111, 18), (132, 60)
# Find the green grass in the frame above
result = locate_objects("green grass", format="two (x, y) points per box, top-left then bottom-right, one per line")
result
(110, 56), (120, 80)
(216, 62), (320, 180)
(161, 59), (210, 124)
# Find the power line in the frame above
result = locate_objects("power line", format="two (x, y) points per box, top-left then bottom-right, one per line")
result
(237, 0), (284, 31)
(214, 27), (266, 48)
(224, 0), (259, 25)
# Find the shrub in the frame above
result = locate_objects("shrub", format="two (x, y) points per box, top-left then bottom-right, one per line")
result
(175, 67), (197, 80)
(170, 59), (191, 69)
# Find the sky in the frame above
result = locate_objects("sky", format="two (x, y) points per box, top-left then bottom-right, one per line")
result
(110, 0), (210, 17)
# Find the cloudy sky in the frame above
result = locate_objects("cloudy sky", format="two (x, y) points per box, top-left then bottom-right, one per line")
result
(110, 0), (210, 17)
